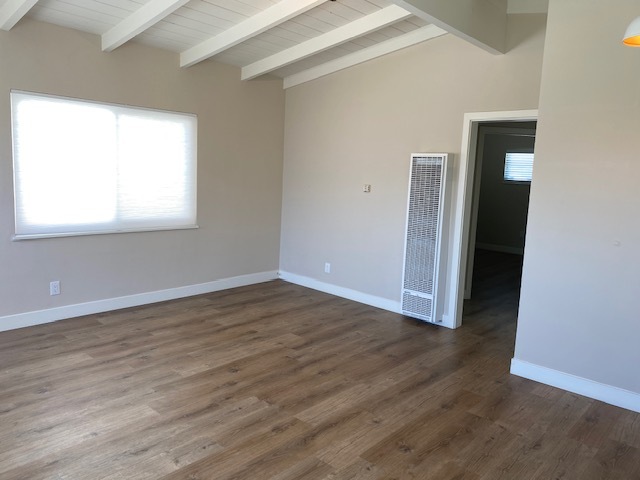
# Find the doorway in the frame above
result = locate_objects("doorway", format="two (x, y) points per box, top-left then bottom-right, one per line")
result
(445, 110), (538, 329)
(464, 122), (536, 301)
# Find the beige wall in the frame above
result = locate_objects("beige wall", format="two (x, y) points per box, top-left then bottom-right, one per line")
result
(0, 20), (284, 319)
(280, 14), (546, 312)
(515, 0), (640, 393)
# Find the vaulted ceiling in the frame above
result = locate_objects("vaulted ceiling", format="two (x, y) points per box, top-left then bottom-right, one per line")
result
(0, 0), (547, 88)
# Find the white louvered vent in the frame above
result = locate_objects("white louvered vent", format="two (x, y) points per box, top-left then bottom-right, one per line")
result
(401, 153), (448, 323)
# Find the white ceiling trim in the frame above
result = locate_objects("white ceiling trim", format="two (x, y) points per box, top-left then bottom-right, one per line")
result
(180, 0), (328, 68)
(241, 4), (412, 81)
(389, 0), (507, 54)
(102, 0), (191, 52)
(0, 0), (38, 31)
(283, 24), (447, 89)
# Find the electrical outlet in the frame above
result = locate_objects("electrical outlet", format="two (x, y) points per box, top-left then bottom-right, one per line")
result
(324, 262), (331, 274)
(50, 281), (60, 296)
(363, 184), (371, 193)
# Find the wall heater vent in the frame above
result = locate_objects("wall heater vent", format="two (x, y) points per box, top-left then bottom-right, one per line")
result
(401, 153), (448, 323)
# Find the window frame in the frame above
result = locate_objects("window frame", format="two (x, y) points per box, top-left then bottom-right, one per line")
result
(503, 149), (535, 185)
(10, 90), (198, 240)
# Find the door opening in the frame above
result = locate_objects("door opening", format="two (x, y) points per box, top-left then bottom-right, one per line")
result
(464, 122), (536, 301)
(446, 110), (538, 329)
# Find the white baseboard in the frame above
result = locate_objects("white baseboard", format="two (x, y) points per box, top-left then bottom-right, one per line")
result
(510, 358), (640, 413)
(278, 271), (401, 314)
(476, 243), (524, 255)
(0, 270), (278, 333)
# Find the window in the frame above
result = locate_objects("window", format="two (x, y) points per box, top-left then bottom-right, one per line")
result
(11, 91), (197, 239)
(503, 151), (534, 183)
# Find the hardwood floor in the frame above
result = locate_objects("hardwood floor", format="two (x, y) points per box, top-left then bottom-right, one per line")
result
(1, 251), (639, 479)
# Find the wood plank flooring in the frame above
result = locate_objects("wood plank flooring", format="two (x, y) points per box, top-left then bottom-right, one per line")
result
(1, 250), (639, 479)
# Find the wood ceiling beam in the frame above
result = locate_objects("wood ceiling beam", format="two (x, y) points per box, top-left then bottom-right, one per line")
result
(102, 0), (190, 52)
(283, 24), (447, 89)
(389, 0), (507, 54)
(0, 0), (38, 31)
(241, 4), (412, 81)
(180, 0), (327, 68)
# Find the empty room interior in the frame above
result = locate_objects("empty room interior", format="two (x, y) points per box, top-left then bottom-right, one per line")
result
(2, 0), (640, 478)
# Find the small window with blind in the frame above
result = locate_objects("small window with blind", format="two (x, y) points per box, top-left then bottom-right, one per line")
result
(10, 91), (197, 240)
(503, 151), (534, 184)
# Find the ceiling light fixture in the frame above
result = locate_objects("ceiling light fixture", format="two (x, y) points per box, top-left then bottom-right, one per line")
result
(623, 16), (640, 46)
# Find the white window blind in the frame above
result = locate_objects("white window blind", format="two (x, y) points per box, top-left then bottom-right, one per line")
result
(11, 91), (197, 239)
(504, 151), (534, 183)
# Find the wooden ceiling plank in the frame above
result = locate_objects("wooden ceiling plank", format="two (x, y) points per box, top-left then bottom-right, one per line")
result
(331, 0), (379, 15)
(241, 3), (411, 81)
(389, 0), (507, 54)
(102, 0), (191, 52)
(283, 24), (446, 88)
(28, 4), (110, 35)
(0, 0), (39, 31)
(180, 0), (327, 68)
